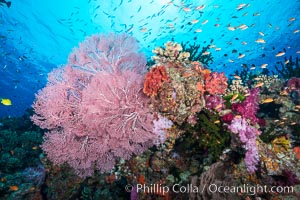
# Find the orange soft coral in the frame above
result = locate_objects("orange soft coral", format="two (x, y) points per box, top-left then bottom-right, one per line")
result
(143, 65), (170, 96)
(205, 72), (228, 95)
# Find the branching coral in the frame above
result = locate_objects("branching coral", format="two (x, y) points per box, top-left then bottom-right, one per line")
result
(252, 74), (282, 93)
(226, 79), (248, 95)
(152, 42), (190, 64)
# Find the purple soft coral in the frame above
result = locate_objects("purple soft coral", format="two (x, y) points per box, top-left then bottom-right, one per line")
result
(152, 115), (173, 146)
(204, 94), (225, 111)
(231, 88), (260, 124)
(228, 117), (261, 173)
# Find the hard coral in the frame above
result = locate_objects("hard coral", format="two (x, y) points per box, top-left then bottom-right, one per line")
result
(149, 62), (205, 124)
(143, 65), (170, 97)
(152, 41), (190, 64)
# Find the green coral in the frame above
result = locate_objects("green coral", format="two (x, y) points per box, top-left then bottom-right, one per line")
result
(223, 93), (245, 108)
(179, 110), (231, 163)
(0, 129), (43, 173)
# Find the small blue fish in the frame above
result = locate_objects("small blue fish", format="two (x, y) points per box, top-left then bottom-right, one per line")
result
(137, 6), (142, 12)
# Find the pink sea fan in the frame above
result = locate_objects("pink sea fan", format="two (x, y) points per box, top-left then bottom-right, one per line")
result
(31, 67), (83, 130)
(32, 33), (158, 177)
(68, 33), (147, 75)
(78, 70), (158, 157)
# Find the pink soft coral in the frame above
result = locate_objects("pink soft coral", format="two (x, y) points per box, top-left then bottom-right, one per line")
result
(32, 34), (159, 177)
(204, 72), (228, 95)
(228, 117), (261, 173)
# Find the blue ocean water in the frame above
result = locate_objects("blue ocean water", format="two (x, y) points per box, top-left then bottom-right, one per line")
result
(0, 0), (299, 117)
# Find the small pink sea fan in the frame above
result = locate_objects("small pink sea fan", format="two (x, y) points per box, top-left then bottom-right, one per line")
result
(32, 33), (158, 177)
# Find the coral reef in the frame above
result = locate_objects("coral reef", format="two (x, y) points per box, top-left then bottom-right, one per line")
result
(23, 35), (300, 200)
(204, 71), (228, 95)
(0, 112), (44, 200)
(145, 60), (206, 125)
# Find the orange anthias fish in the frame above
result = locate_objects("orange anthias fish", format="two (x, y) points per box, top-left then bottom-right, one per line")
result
(255, 82), (264, 88)
(293, 147), (300, 160)
(183, 7), (191, 12)
(195, 5), (206, 10)
(231, 93), (239, 102)
(214, 104), (223, 110)
(261, 98), (274, 104)
(9, 186), (19, 191)
(191, 19), (199, 24)
(238, 54), (245, 59)
(261, 64), (268, 68)
(276, 52), (285, 57)
(202, 19), (208, 25)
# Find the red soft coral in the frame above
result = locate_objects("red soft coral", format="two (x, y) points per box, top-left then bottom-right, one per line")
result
(143, 65), (170, 96)
(204, 72), (228, 95)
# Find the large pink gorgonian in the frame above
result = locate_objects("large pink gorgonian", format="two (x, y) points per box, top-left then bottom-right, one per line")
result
(32, 33), (160, 177)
